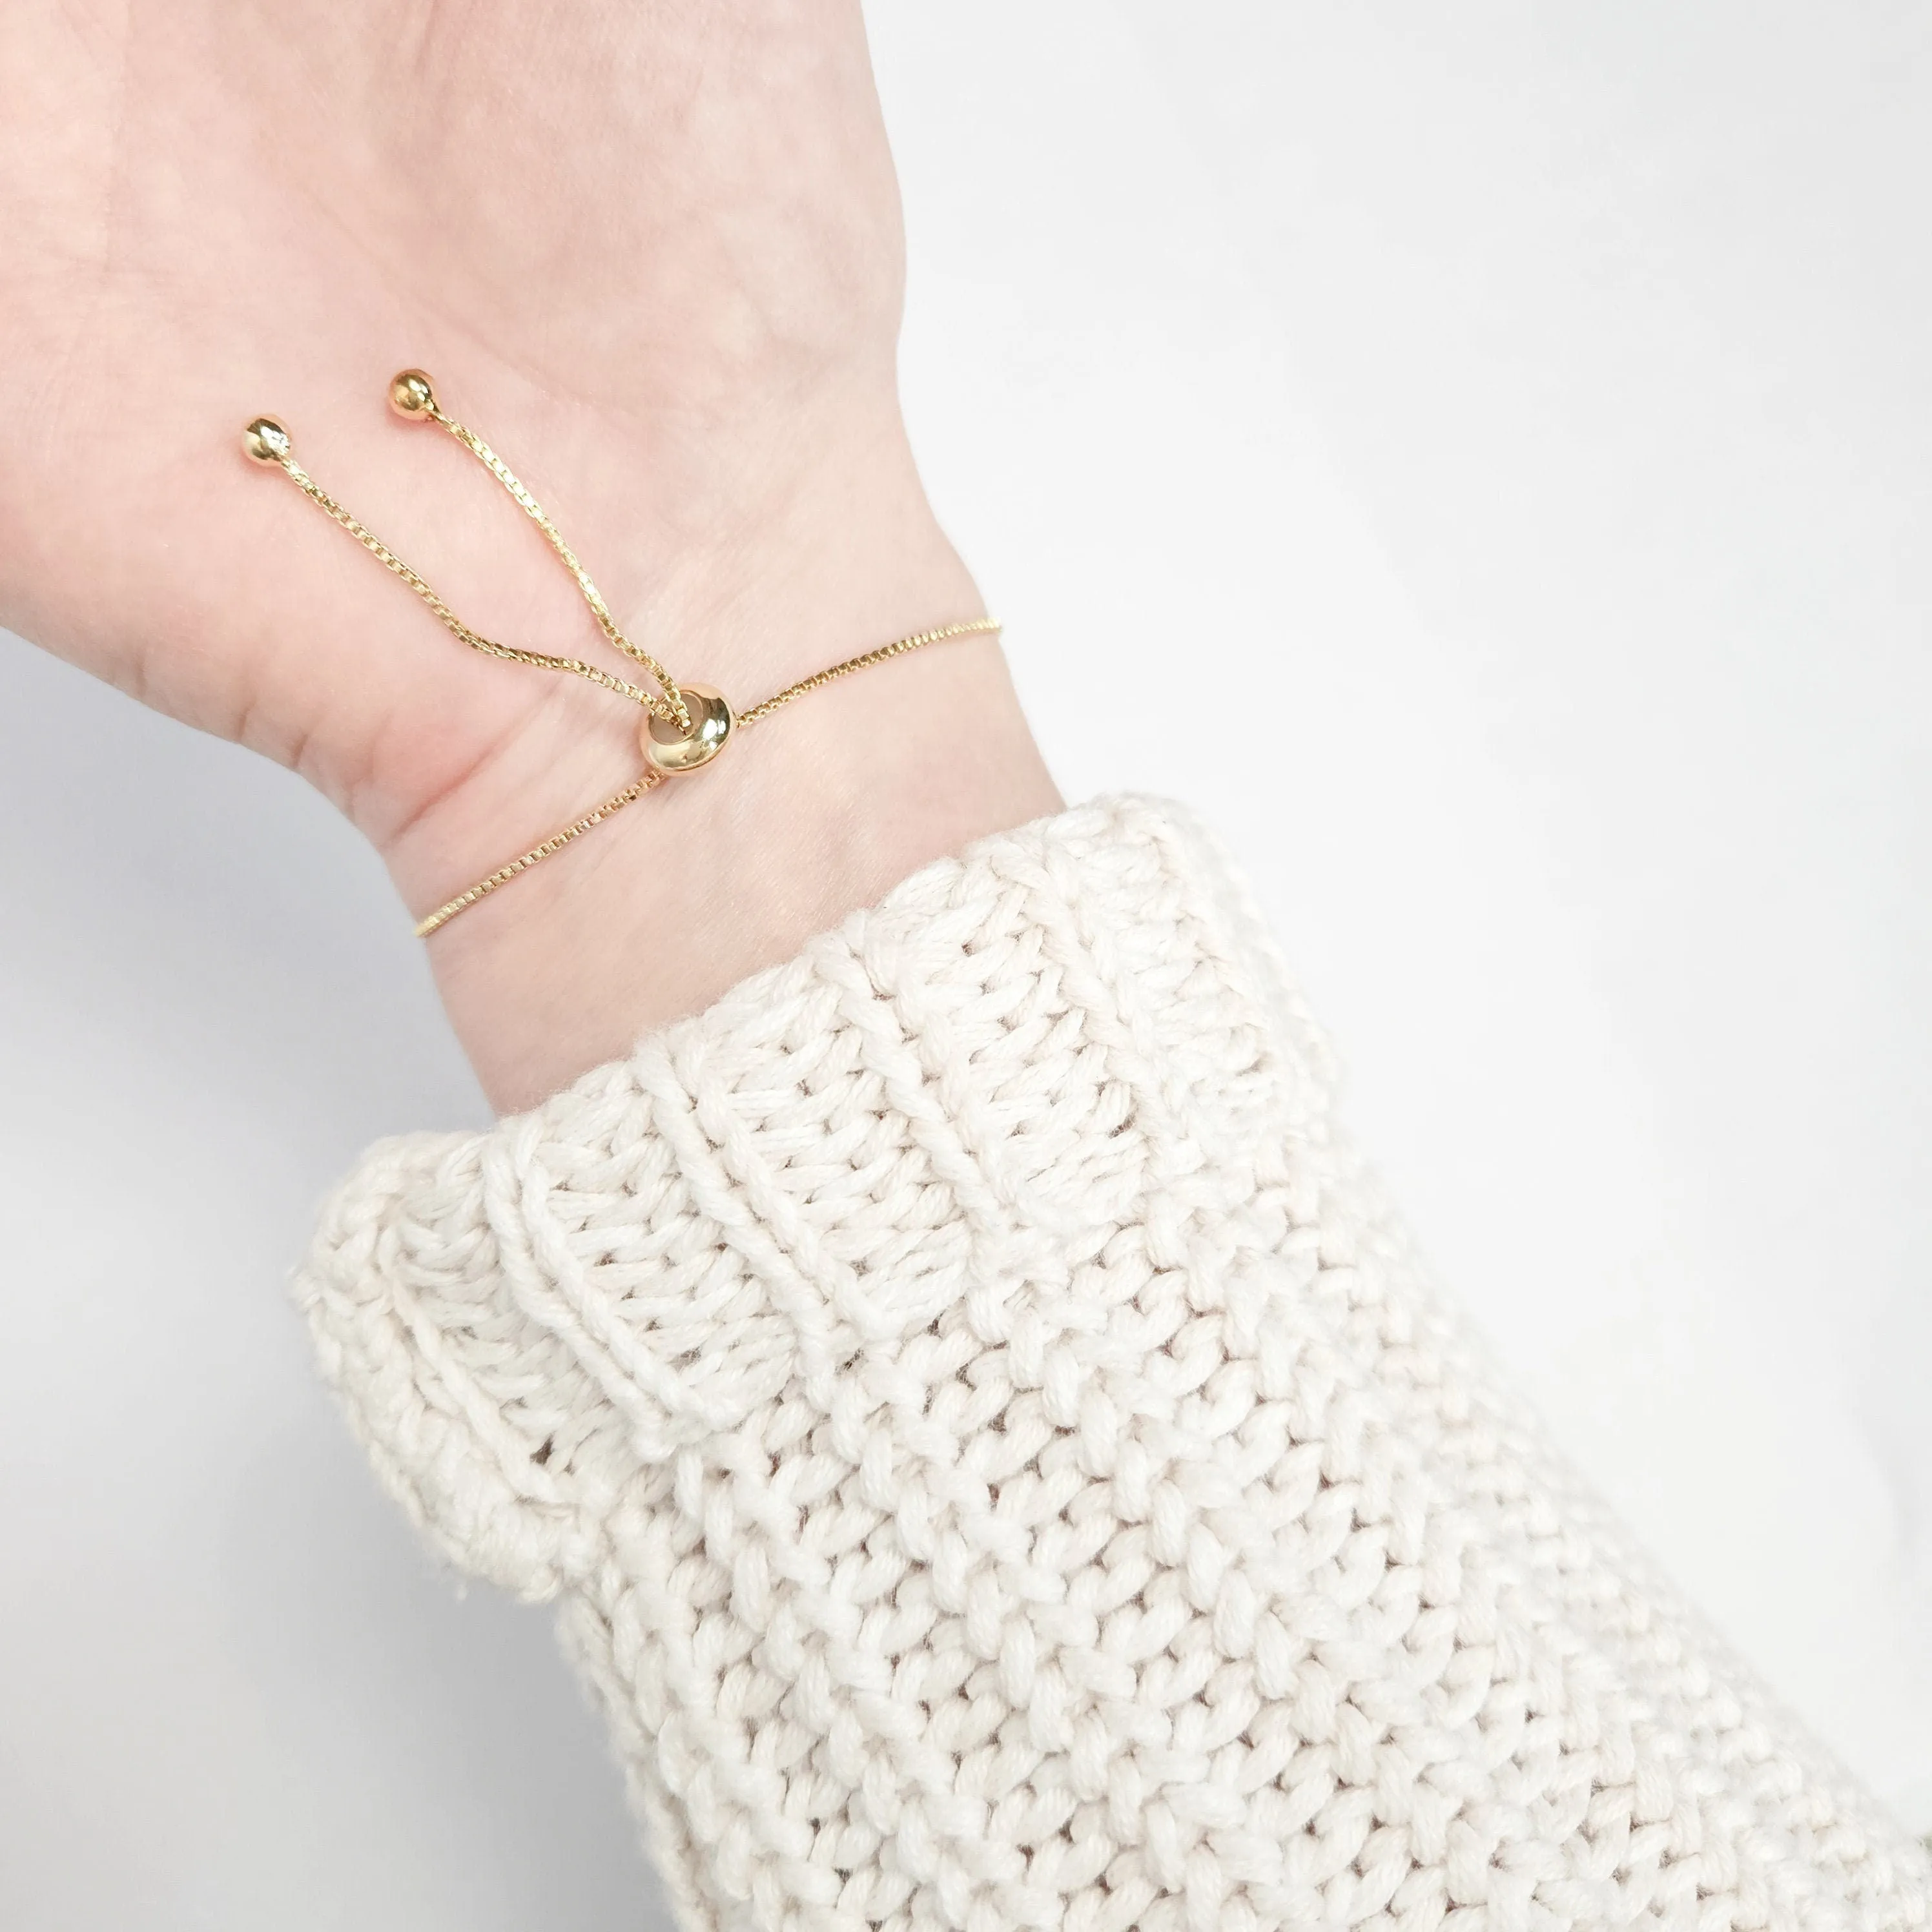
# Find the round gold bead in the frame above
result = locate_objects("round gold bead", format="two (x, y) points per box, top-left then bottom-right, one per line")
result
(242, 416), (293, 465)
(389, 369), (438, 421)
(642, 683), (734, 776)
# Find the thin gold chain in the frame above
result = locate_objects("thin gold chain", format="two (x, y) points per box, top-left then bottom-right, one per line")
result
(413, 771), (663, 939)
(242, 382), (1001, 938)
(734, 617), (1003, 726)
(271, 454), (670, 711)
(424, 403), (690, 732)
(406, 615), (1002, 940)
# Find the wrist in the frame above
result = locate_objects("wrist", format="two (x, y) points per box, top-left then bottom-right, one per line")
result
(375, 387), (1058, 1111)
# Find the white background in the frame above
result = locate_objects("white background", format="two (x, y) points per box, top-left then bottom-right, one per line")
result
(3, 4), (1927, 1924)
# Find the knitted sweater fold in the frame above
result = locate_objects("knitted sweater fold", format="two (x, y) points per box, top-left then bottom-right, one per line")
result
(296, 796), (1927, 1932)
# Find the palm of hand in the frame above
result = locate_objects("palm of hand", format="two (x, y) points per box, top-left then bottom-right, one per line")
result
(0, 0), (902, 847)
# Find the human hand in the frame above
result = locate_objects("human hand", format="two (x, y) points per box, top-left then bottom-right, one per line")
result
(0, 0), (1056, 1106)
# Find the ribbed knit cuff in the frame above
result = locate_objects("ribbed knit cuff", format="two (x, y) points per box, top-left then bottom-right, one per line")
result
(294, 796), (1330, 1600)
(293, 795), (1929, 1932)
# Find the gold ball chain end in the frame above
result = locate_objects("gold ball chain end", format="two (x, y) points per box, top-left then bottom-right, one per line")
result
(389, 369), (438, 422)
(242, 416), (293, 466)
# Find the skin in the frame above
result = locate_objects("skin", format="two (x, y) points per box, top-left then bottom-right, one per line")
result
(0, 0), (1060, 1110)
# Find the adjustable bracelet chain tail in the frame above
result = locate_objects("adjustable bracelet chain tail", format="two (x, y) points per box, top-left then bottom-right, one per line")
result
(383, 371), (690, 735)
(240, 372), (999, 937)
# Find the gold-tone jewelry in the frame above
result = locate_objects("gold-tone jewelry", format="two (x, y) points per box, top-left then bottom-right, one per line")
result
(412, 772), (661, 939)
(242, 371), (1000, 938)
(644, 682), (733, 777)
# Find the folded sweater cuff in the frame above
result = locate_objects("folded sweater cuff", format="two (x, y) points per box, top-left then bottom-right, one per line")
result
(293, 793), (1929, 1931)
(294, 796), (1331, 1599)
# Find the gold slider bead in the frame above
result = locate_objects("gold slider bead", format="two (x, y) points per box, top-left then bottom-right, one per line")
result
(242, 416), (293, 465)
(389, 369), (438, 421)
(644, 683), (733, 776)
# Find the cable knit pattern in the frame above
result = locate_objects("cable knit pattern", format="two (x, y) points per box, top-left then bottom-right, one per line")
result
(296, 796), (1927, 1932)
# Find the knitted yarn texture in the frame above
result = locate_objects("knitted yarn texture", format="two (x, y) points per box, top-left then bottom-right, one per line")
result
(297, 797), (1928, 1932)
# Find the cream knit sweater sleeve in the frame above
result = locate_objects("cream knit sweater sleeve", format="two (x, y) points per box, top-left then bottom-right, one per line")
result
(296, 796), (1927, 1932)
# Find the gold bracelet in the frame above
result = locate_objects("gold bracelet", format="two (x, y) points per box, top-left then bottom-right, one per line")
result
(242, 371), (1000, 938)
